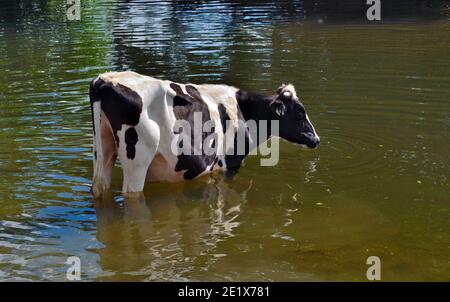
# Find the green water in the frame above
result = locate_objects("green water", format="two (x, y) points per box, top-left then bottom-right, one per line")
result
(0, 1), (449, 281)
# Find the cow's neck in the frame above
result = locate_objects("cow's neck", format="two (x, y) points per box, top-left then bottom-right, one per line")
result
(221, 89), (276, 176)
(236, 90), (276, 141)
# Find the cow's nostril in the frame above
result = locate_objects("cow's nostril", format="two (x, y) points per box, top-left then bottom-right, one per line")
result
(310, 135), (320, 148)
(300, 132), (320, 148)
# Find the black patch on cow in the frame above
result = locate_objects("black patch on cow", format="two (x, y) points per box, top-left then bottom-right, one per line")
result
(225, 129), (249, 173)
(124, 127), (138, 159)
(218, 104), (229, 133)
(89, 79), (98, 136)
(217, 102), (250, 175)
(170, 83), (217, 180)
(218, 160), (223, 167)
(90, 78), (143, 146)
(235, 89), (275, 123)
(173, 96), (191, 107)
(210, 157), (218, 171)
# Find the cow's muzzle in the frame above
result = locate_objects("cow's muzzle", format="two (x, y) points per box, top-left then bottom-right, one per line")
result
(301, 132), (320, 149)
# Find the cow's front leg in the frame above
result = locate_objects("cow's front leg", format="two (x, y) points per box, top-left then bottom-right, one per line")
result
(117, 119), (160, 193)
(223, 154), (246, 181)
(224, 169), (239, 181)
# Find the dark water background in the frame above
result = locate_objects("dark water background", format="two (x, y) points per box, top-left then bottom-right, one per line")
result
(0, 0), (449, 281)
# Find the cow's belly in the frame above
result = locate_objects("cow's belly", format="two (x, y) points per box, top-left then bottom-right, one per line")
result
(146, 153), (185, 182)
(146, 153), (224, 182)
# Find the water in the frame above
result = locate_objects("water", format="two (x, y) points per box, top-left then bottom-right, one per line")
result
(0, 0), (449, 281)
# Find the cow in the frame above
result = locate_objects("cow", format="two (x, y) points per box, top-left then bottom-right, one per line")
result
(89, 71), (320, 196)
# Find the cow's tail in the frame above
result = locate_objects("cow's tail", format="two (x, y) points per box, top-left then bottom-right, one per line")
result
(89, 77), (105, 197)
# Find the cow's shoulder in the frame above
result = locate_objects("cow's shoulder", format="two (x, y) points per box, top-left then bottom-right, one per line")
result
(194, 84), (239, 107)
(191, 84), (241, 129)
(191, 84), (249, 174)
(166, 81), (217, 179)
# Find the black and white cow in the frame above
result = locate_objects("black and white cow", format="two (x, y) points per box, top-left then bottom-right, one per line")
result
(89, 71), (319, 196)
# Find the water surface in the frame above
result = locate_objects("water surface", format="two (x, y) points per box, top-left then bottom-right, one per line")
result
(0, 0), (449, 281)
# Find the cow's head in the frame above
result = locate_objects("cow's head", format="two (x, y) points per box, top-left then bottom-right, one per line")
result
(269, 84), (320, 149)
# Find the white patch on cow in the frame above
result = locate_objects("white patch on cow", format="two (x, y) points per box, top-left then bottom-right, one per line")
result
(180, 83), (189, 96)
(197, 85), (240, 129)
(278, 83), (298, 100)
(305, 113), (320, 141)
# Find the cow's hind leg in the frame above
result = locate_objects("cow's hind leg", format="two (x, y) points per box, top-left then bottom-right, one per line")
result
(117, 119), (160, 193)
(92, 108), (117, 197)
(100, 112), (117, 189)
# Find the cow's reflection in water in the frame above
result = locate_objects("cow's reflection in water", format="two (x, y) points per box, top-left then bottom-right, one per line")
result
(93, 177), (252, 281)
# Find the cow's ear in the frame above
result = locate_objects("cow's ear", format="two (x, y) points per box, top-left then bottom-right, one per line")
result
(276, 84), (286, 95)
(270, 99), (286, 117)
(276, 83), (297, 101)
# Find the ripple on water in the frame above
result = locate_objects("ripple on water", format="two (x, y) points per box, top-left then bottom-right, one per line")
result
(321, 127), (389, 177)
